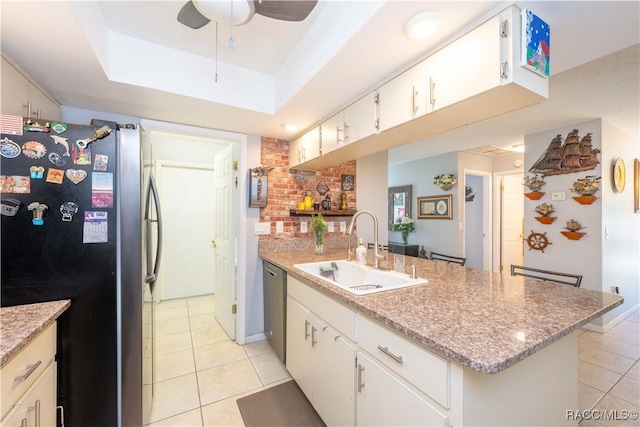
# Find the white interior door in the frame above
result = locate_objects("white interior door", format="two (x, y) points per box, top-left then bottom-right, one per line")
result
(501, 174), (524, 273)
(213, 144), (237, 340)
(156, 161), (216, 300)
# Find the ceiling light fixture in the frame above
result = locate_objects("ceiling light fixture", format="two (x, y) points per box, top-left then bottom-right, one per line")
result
(404, 11), (440, 40)
(194, 0), (255, 27)
(512, 143), (525, 153)
(281, 123), (299, 132)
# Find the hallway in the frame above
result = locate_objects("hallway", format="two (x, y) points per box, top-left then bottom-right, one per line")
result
(145, 295), (291, 426)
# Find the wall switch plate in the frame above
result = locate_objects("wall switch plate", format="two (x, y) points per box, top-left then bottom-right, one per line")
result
(254, 222), (270, 235)
(300, 221), (308, 233)
(340, 221), (346, 233)
(551, 192), (567, 201)
(328, 221), (335, 232)
(276, 221), (284, 233)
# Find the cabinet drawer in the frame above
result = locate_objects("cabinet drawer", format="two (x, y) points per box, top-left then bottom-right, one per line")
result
(1, 324), (56, 419)
(358, 315), (450, 409)
(288, 277), (356, 341)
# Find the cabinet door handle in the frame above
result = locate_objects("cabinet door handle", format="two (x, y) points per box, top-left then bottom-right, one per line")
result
(21, 418), (27, 427)
(357, 364), (365, 392)
(304, 320), (310, 340)
(412, 85), (419, 113)
(429, 77), (436, 106)
(28, 399), (41, 427)
(311, 326), (317, 347)
(14, 360), (42, 382)
(377, 345), (404, 364)
(336, 126), (343, 144)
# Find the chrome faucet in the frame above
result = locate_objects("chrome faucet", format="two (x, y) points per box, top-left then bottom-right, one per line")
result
(346, 210), (383, 268)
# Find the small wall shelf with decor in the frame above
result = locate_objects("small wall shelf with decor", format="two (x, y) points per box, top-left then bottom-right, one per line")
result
(289, 209), (357, 217)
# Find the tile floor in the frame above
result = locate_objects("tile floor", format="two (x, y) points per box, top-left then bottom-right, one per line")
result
(146, 295), (639, 427)
(145, 295), (291, 426)
(577, 309), (639, 427)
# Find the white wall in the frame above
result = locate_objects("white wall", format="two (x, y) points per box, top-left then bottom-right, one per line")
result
(356, 151), (388, 246)
(464, 174), (484, 269)
(62, 106), (139, 126)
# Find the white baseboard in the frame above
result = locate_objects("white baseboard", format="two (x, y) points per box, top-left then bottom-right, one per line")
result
(244, 332), (267, 344)
(582, 303), (639, 333)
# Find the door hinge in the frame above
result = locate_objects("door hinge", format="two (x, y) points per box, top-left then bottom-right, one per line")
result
(374, 93), (380, 104)
(231, 303), (237, 314)
(500, 20), (509, 38)
(500, 264), (504, 273)
(235, 177), (238, 188)
(232, 160), (238, 170)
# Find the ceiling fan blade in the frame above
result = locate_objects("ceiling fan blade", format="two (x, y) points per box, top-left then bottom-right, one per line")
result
(177, 1), (211, 29)
(253, 0), (317, 22)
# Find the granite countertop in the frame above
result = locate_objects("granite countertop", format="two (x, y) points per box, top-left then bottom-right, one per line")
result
(0, 300), (71, 368)
(260, 249), (623, 374)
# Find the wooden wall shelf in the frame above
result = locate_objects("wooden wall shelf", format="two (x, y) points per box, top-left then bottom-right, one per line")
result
(289, 209), (357, 217)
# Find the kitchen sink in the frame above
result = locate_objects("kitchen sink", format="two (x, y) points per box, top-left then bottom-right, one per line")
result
(293, 260), (427, 295)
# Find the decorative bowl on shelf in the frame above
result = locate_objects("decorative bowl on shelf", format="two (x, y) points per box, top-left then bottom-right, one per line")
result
(561, 231), (586, 240)
(432, 174), (457, 191)
(572, 195), (598, 205)
(535, 216), (557, 224)
(524, 192), (545, 200)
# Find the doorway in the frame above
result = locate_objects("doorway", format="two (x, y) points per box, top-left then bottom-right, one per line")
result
(155, 160), (216, 300)
(463, 171), (491, 270)
(494, 172), (524, 273)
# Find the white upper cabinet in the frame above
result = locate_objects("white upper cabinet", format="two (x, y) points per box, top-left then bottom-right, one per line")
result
(321, 91), (378, 156)
(289, 126), (321, 168)
(378, 60), (430, 132)
(1, 56), (61, 121)
(427, 15), (502, 112)
(343, 91), (378, 145)
(320, 111), (345, 156)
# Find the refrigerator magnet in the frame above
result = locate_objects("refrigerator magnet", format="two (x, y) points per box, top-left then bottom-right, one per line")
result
(60, 202), (79, 222)
(22, 141), (47, 159)
(94, 154), (108, 171)
(65, 169), (88, 184)
(46, 168), (64, 184)
(29, 166), (45, 179)
(27, 201), (48, 225)
(0, 137), (21, 158)
(51, 122), (68, 134)
(48, 152), (66, 167)
(50, 135), (70, 156)
(71, 144), (91, 165)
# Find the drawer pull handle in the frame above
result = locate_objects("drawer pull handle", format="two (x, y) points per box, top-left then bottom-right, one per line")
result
(357, 364), (365, 392)
(377, 346), (404, 364)
(311, 326), (317, 347)
(14, 360), (42, 382)
(28, 399), (41, 427)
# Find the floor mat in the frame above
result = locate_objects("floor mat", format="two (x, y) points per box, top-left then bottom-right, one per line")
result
(236, 380), (326, 427)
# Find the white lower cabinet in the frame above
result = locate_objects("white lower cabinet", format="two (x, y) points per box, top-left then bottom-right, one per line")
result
(1, 323), (58, 427)
(356, 351), (448, 427)
(286, 296), (356, 426)
(1, 362), (57, 427)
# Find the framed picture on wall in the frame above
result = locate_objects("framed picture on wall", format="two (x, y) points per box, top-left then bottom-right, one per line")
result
(521, 8), (550, 77)
(249, 168), (268, 208)
(417, 195), (453, 220)
(341, 174), (355, 191)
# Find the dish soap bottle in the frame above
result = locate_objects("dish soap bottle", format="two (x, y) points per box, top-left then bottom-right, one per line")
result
(355, 238), (367, 265)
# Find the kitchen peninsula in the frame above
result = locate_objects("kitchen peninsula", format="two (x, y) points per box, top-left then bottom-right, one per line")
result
(260, 248), (623, 426)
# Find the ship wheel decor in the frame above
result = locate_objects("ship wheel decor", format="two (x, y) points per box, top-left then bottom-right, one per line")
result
(529, 129), (600, 177)
(525, 230), (551, 252)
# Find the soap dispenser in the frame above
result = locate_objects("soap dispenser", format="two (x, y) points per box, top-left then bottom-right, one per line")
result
(355, 238), (367, 265)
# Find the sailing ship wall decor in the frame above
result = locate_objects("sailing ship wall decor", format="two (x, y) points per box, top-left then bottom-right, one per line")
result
(529, 129), (600, 176)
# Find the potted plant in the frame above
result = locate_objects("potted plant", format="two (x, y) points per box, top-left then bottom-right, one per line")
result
(392, 215), (415, 244)
(311, 214), (328, 254)
(432, 174), (457, 191)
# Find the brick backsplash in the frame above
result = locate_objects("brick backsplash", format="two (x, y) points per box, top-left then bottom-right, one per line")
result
(258, 137), (356, 240)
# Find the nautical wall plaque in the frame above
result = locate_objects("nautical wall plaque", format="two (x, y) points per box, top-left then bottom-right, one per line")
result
(529, 129), (600, 177)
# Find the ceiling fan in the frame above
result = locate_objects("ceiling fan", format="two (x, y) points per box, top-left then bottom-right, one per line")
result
(177, 0), (318, 29)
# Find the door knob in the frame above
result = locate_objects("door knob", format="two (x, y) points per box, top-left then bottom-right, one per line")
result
(209, 240), (217, 248)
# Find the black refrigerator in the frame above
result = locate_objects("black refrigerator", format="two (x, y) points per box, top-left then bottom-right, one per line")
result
(1, 116), (144, 426)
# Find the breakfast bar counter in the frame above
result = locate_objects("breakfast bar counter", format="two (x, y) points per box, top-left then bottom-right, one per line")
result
(260, 249), (622, 374)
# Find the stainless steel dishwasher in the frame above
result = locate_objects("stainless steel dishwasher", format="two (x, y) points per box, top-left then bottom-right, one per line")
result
(263, 261), (287, 362)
